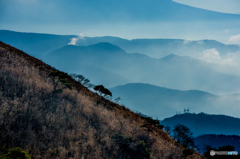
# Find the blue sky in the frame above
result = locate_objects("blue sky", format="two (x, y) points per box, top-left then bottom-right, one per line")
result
(0, 0), (240, 44)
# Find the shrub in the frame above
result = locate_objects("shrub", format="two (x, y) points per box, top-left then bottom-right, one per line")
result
(48, 71), (72, 93)
(2, 147), (31, 159)
(140, 116), (164, 132)
(182, 148), (193, 157)
(113, 133), (151, 159)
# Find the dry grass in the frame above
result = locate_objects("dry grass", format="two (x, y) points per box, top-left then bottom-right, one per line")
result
(0, 41), (204, 159)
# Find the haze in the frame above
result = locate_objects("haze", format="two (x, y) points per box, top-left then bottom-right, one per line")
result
(1, 0), (240, 44)
(1, 0), (240, 120)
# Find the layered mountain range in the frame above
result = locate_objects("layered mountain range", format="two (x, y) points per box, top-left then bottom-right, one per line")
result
(1, 0), (240, 157)
(42, 42), (240, 94)
(1, 30), (240, 122)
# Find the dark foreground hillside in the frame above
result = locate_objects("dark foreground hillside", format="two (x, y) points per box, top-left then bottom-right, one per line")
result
(0, 41), (204, 159)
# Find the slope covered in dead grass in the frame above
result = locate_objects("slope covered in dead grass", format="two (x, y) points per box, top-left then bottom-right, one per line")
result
(0, 41), (204, 159)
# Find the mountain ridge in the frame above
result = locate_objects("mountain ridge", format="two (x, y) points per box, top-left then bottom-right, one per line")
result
(0, 41), (205, 158)
(44, 42), (240, 94)
(162, 113), (240, 137)
(110, 83), (240, 120)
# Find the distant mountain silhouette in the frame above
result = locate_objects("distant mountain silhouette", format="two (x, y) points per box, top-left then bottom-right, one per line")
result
(2, 30), (240, 60)
(74, 37), (240, 59)
(44, 43), (128, 68)
(161, 113), (240, 136)
(141, 54), (240, 94)
(86, 42), (126, 53)
(44, 43), (240, 94)
(159, 53), (179, 61)
(0, 30), (75, 58)
(110, 83), (240, 120)
(2, 30), (240, 93)
(110, 83), (213, 118)
(43, 43), (131, 87)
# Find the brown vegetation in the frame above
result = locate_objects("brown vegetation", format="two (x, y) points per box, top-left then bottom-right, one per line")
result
(0, 41), (204, 159)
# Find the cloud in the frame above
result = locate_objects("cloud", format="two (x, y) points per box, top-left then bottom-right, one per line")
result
(228, 34), (240, 45)
(182, 40), (193, 45)
(183, 40), (204, 45)
(224, 52), (240, 65)
(201, 48), (233, 64)
(68, 33), (85, 45)
(197, 40), (204, 45)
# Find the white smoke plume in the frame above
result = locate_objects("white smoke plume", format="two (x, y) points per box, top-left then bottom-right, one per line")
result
(68, 33), (85, 45)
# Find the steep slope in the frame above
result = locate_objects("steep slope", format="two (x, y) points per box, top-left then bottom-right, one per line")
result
(0, 41), (204, 158)
(161, 113), (240, 137)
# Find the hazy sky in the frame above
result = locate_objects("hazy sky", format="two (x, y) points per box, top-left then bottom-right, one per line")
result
(0, 0), (240, 44)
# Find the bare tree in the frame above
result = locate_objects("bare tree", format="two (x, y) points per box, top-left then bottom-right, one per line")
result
(164, 126), (171, 134)
(114, 97), (121, 103)
(70, 73), (93, 89)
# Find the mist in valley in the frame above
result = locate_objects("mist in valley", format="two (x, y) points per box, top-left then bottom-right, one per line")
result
(1, 0), (240, 138)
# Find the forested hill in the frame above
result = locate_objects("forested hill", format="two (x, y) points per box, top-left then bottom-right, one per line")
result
(0, 41), (204, 158)
(161, 113), (240, 137)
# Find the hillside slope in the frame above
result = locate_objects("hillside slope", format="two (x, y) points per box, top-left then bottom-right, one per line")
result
(161, 113), (240, 137)
(0, 41), (204, 158)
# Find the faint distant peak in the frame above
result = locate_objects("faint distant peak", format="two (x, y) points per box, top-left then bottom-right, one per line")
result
(59, 44), (85, 50)
(159, 53), (180, 61)
(89, 42), (119, 47)
(88, 42), (126, 53)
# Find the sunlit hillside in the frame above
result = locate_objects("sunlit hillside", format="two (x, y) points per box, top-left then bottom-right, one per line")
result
(0, 41), (204, 159)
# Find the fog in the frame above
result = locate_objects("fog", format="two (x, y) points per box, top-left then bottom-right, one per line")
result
(1, 0), (240, 44)
(1, 0), (240, 121)
(110, 83), (240, 120)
